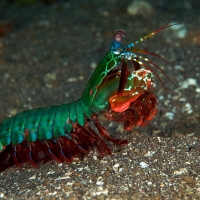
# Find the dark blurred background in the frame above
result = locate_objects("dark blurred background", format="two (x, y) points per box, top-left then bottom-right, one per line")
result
(0, 1), (200, 199)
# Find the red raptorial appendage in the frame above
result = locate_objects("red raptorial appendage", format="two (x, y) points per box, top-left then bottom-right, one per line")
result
(117, 59), (129, 96)
(104, 91), (158, 130)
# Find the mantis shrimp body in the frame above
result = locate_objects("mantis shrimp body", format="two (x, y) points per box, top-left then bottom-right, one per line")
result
(0, 20), (174, 172)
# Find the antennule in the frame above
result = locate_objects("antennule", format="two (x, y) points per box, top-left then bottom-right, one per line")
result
(133, 19), (180, 46)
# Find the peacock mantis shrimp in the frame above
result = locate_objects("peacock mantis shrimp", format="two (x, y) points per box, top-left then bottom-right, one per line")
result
(0, 20), (175, 173)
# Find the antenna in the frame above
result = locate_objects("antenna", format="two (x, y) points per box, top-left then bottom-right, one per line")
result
(133, 19), (180, 45)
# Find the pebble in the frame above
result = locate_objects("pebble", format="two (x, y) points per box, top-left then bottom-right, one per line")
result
(173, 168), (188, 175)
(127, 1), (153, 16)
(0, 193), (4, 198)
(183, 103), (193, 114)
(170, 23), (187, 38)
(140, 162), (149, 168)
(180, 78), (197, 89)
(164, 112), (175, 120)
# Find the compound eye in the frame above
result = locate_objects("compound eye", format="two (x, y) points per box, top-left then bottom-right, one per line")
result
(113, 30), (125, 42)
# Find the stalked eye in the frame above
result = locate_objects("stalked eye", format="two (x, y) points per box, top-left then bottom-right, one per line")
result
(113, 30), (125, 42)
(111, 30), (125, 55)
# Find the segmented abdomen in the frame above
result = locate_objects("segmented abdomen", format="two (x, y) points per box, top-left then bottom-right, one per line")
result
(0, 99), (90, 152)
(0, 95), (127, 173)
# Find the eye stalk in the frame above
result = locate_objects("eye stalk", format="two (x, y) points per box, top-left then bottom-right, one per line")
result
(111, 30), (125, 55)
(111, 19), (178, 89)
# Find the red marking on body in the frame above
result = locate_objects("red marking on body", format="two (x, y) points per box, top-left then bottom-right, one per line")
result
(105, 91), (158, 131)
(90, 89), (93, 96)
(24, 129), (29, 137)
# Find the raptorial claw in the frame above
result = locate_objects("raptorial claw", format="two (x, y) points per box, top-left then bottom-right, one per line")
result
(117, 59), (129, 96)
